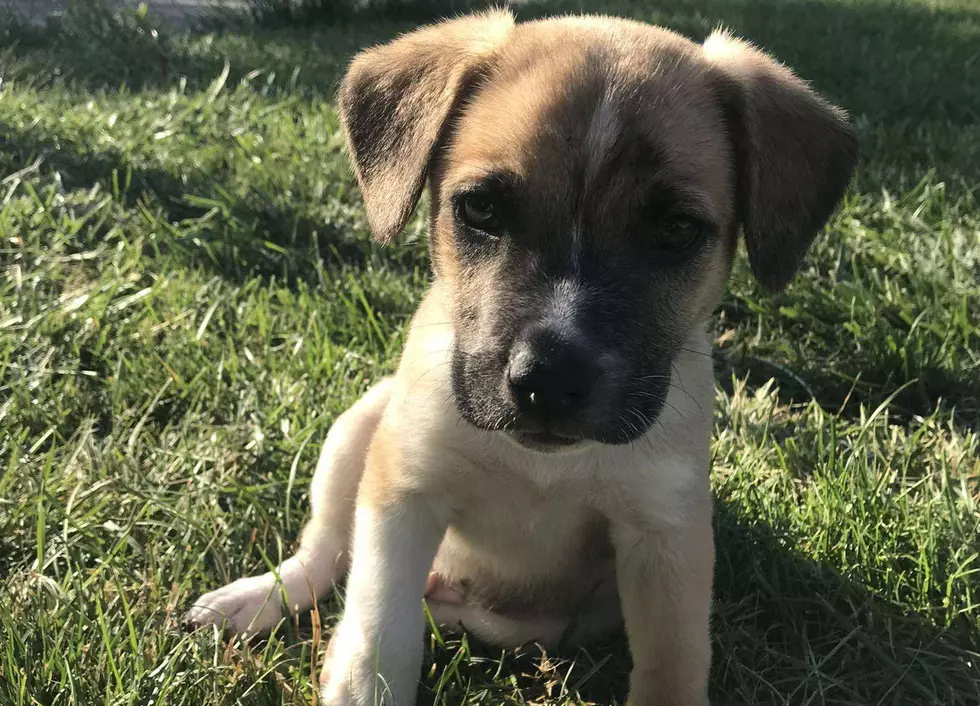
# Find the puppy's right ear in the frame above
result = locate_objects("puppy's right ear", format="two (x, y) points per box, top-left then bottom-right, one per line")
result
(338, 11), (515, 244)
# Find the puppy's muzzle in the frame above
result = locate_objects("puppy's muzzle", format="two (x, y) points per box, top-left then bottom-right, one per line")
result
(507, 326), (600, 429)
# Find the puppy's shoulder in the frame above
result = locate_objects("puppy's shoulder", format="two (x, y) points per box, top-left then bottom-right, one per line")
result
(374, 283), (481, 478)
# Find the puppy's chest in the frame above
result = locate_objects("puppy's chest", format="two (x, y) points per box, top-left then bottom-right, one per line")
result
(432, 476), (614, 612)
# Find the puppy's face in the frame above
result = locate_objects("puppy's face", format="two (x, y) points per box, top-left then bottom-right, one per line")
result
(431, 28), (736, 448)
(340, 13), (857, 451)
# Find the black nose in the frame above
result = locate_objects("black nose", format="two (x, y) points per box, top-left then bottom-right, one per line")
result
(507, 328), (599, 423)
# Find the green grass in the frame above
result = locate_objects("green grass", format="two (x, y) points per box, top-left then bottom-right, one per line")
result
(1, 0), (978, 704)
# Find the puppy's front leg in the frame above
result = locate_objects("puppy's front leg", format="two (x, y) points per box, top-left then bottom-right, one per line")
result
(320, 439), (447, 706)
(186, 379), (392, 636)
(612, 504), (713, 706)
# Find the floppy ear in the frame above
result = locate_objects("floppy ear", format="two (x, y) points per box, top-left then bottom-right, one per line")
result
(703, 31), (858, 290)
(338, 10), (515, 244)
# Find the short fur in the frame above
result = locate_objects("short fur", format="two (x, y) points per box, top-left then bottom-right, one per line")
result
(187, 11), (856, 706)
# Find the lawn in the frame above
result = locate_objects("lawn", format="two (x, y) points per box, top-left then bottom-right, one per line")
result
(1, 0), (978, 704)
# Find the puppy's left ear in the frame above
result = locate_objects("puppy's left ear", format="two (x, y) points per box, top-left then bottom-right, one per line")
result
(339, 11), (515, 244)
(704, 32), (858, 290)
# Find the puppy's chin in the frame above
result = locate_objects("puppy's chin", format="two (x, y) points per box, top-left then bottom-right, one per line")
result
(502, 430), (594, 454)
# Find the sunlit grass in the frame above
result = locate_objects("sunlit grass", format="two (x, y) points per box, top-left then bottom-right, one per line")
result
(0, 0), (977, 704)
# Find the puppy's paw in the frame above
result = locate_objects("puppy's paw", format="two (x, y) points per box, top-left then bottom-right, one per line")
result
(318, 627), (414, 706)
(319, 629), (374, 706)
(318, 636), (348, 705)
(625, 671), (709, 706)
(184, 575), (285, 636)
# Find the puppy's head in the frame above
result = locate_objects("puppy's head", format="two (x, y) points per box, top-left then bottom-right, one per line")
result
(340, 12), (857, 451)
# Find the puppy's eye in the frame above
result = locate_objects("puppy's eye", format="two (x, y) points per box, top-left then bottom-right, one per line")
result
(653, 219), (703, 253)
(457, 193), (500, 233)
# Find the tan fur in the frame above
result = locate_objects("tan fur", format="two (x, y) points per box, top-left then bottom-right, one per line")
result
(188, 11), (856, 706)
(702, 30), (858, 289)
(339, 10), (515, 245)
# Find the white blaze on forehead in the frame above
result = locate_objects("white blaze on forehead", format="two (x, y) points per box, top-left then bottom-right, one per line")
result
(545, 278), (588, 342)
(584, 91), (621, 187)
(572, 91), (620, 271)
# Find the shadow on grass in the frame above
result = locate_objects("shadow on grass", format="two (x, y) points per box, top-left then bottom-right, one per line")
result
(410, 498), (979, 706)
(707, 498), (978, 705)
(1, 1), (977, 421)
(0, 116), (423, 286)
(0, 4), (392, 97)
(715, 349), (980, 433)
(3, 0), (979, 187)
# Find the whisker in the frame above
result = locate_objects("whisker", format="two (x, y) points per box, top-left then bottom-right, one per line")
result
(617, 412), (638, 452)
(408, 360), (452, 401)
(637, 406), (668, 438)
(668, 363), (705, 418)
(628, 390), (686, 422)
(423, 376), (454, 407)
(630, 390), (666, 401)
(667, 384), (704, 417)
(676, 346), (715, 359)
(428, 347), (482, 361)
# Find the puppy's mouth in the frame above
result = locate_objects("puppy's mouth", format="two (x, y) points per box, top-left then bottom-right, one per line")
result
(505, 429), (587, 452)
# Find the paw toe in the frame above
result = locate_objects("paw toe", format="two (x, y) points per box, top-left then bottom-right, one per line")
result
(184, 578), (283, 636)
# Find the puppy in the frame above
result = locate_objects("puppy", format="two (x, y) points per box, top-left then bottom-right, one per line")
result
(186, 11), (857, 705)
